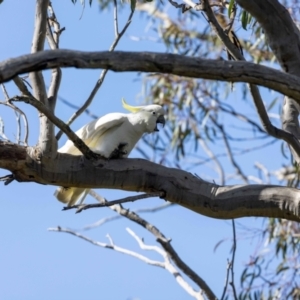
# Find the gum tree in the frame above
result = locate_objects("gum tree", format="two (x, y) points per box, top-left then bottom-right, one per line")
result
(1, 0), (300, 299)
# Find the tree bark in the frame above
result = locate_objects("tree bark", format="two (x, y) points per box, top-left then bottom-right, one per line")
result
(1, 141), (300, 221)
(1, 50), (300, 102)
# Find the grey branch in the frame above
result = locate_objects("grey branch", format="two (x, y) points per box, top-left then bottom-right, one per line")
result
(56, 3), (135, 141)
(126, 228), (204, 300)
(60, 188), (213, 299)
(1, 50), (300, 101)
(10, 96), (101, 161)
(202, 0), (300, 161)
(46, 2), (62, 112)
(88, 190), (216, 299)
(236, 0), (300, 162)
(30, 0), (57, 158)
(49, 226), (204, 299)
(2, 140), (300, 221)
(63, 193), (164, 213)
(83, 201), (174, 230)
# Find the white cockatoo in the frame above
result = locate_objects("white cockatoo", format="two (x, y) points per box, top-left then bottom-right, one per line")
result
(55, 99), (165, 206)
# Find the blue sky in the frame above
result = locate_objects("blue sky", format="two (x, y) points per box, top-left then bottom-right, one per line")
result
(0, 1), (285, 299)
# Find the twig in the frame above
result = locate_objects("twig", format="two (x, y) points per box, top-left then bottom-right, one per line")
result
(113, 0), (119, 37)
(0, 174), (15, 185)
(126, 228), (204, 300)
(220, 259), (231, 300)
(89, 191), (217, 300)
(0, 116), (9, 141)
(230, 219), (238, 300)
(13, 76), (33, 98)
(218, 124), (248, 183)
(56, 4), (135, 140)
(83, 201), (174, 230)
(49, 224), (204, 299)
(199, 138), (225, 185)
(255, 162), (271, 184)
(1, 85), (29, 145)
(63, 193), (164, 213)
(48, 226), (165, 267)
(10, 95), (100, 160)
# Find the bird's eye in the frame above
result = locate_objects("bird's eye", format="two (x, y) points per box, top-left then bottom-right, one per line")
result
(152, 111), (156, 115)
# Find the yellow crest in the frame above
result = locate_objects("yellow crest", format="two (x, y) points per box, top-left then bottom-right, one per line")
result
(122, 98), (143, 113)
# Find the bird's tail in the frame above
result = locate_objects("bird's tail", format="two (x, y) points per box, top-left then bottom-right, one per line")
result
(54, 187), (89, 206)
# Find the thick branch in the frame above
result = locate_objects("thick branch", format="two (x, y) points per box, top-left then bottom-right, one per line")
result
(1, 141), (300, 222)
(1, 50), (300, 101)
(236, 0), (300, 75)
(30, 0), (48, 102)
(202, 0), (300, 161)
(236, 0), (300, 162)
(30, 0), (56, 158)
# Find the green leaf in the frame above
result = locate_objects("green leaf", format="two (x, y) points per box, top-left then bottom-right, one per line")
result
(267, 97), (278, 111)
(228, 0), (235, 17)
(241, 10), (250, 30)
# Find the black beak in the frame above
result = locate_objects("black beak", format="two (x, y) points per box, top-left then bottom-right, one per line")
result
(154, 115), (166, 132)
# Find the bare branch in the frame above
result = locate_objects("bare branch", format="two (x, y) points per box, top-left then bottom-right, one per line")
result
(218, 124), (248, 184)
(0, 116), (9, 141)
(46, 2), (62, 112)
(30, 0), (48, 104)
(63, 193), (164, 213)
(0, 174), (14, 185)
(56, 5), (135, 140)
(10, 95), (101, 160)
(1, 50), (300, 102)
(13, 76), (33, 97)
(0, 85), (29, 145)
(229, 220), (238, 300)
(50, 226), (203, 299)
(30, 0), (57, 157)
(126, 228), (204, 300)
(87, 192), (217, 300)
(83, 201), (174, 230)
(48, 226), (165, 267)
(199, 138), (225, 185)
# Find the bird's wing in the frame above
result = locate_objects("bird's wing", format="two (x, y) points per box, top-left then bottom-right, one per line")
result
(58, 113), (128, 155)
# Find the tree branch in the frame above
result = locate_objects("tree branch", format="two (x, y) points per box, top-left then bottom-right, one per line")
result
(30, 0), (48, 103)
(236, 0), (300, 163)
(10, 96), (101, 161)
(46, 2), (62, 112)
(63, 193), (164, 213)
(87, 191), (213, 299)
(1, 141), (300, 221)
(30, 0), (57, 158)
(1, 50), (300, 101)
(56, 3), (135, 140)
(202, 0), (300, 160)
